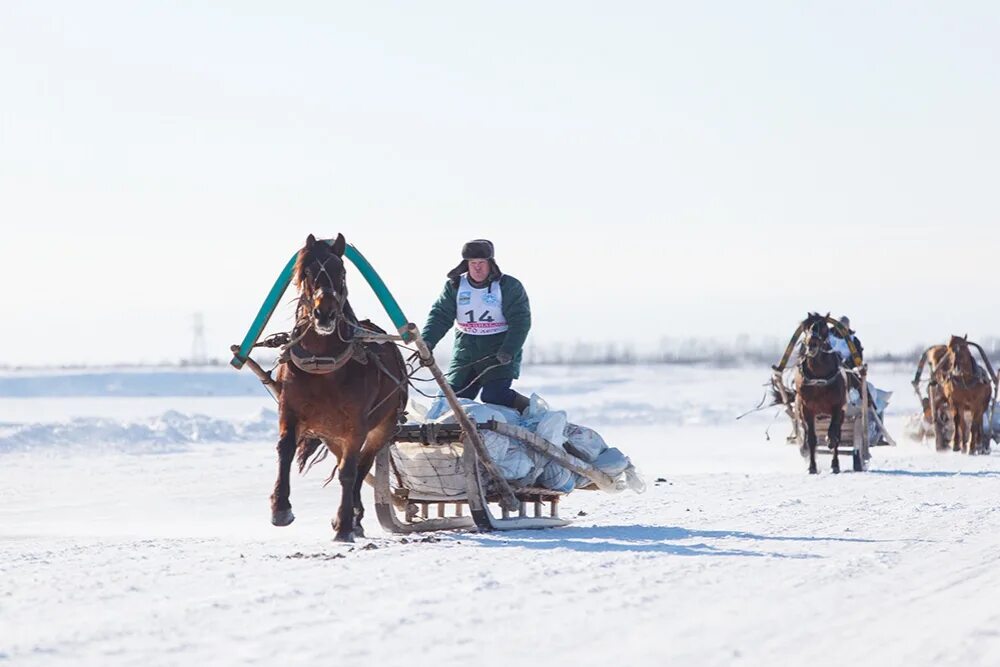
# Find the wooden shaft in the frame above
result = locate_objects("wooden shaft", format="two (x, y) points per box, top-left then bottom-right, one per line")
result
(968, 341), (999, 441)
(913, 346), (932, 395)
(402, 324), (519, 511)
(867, 404), (896, 447)
(773, 371), (800, 441)
(773, 323), (806, 373)
(230, 346), (280, 400)
(487, 421), (623, 492)
(859, 366), (870, 463)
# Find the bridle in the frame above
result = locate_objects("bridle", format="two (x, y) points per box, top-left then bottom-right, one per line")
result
(284, 252), (362, 375)
(798, 322), (842, 385)
(301, 253), (349, 333)
(801, 323), (834, 359)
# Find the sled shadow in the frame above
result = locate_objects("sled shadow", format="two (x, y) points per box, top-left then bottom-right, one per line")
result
(459, 524), (882, 558)
(871, 469), (1000, 479)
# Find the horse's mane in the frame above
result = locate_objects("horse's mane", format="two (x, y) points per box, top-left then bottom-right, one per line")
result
(803, 312), (830, 328)
(947, 334), (977, 372)
(292, 244), (312, 290)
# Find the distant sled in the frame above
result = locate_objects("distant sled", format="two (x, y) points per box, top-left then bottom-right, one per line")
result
(911, 338), (999, 454)
(769, 314), (894, 473)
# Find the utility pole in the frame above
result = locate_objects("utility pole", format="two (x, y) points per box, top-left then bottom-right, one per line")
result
(191, 312), (207, 365)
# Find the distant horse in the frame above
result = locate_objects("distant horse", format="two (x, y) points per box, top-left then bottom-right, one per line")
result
(774, 313), (847, 474)
(914, 344), (950, 449)
(939, 335), (992, 455)
(270, 234), (407, 541)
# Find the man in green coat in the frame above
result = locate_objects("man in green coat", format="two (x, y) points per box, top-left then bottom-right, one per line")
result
(421, 239), (532, 412)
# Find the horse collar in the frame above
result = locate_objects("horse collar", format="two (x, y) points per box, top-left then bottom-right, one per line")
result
(286, 340), (367, 375)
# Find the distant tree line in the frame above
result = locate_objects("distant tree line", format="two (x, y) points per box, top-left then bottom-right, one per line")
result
(521, 336), (1000, 367)
(4, 337), (1000, 371)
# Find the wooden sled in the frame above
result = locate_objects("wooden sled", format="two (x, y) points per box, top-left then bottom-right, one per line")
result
(786, 401), (879, 472)
(771, 319), (894, 472)
(374, 421), (622, 533)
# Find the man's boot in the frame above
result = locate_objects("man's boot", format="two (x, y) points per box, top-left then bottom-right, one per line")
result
(511, 391), (531, 414)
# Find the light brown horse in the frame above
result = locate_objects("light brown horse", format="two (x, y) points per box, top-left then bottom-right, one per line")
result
(939, 335), (992, 455)
(270, 234), (407, 541)
(915, 344), (950, 449)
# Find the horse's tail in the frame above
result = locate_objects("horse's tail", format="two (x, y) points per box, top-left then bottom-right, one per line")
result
(297, 437), (328, 474)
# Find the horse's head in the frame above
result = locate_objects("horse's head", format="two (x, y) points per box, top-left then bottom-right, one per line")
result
(802, 312), (831, 357)
(295, 233), (349, 336)
(947, 334), (975, 374)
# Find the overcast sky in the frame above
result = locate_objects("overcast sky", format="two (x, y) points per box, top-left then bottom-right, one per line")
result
(2, 2), (999, 365)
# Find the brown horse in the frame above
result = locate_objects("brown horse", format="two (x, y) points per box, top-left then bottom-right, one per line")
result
(788, 313), (848, 474)
(270, 233), (407, 541)
(939, 335), (992, 455)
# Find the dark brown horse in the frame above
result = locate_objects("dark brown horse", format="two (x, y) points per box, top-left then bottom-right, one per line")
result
(940, 335), (992, 455)
(270, 234), (407, 541)
(785, 313), (848, 474)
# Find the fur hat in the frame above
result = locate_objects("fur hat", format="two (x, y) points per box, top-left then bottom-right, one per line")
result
(447, 239), (502, 286)
(462, 239), (494, 260)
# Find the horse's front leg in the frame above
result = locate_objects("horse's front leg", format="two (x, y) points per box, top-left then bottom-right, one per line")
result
(332, 445), (362, 542)
(803, 409), (818, 475)
(350, 447), (379, 539)
(270, 412), (298, 527)
(351, 420), (397, 538)
(828, 406), (843, 474)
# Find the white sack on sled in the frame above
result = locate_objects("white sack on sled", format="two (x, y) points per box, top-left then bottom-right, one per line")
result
(565, 423), (608, 462)
(848, 383), (892, 445)
(421, 394), (644, 494)
(984, 404), (1000, 437)
(427, 400), (536, 481)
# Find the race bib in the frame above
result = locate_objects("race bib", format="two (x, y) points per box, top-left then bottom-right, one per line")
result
(455, 275), (509, 335)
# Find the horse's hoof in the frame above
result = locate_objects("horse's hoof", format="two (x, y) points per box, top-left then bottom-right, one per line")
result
(353, 524), (366, 539)
(333, 531), (355, 543)
(271, 509), (295, 527)
(808, 467), (818, 475)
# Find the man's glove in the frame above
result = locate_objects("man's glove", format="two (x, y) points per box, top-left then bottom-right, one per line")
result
(495, 351), (513, 365)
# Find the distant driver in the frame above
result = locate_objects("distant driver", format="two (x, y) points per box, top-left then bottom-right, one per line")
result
(828, 315), (864, 369)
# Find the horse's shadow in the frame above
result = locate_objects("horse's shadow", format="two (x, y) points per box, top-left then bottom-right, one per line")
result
(457, 524), (894, 558)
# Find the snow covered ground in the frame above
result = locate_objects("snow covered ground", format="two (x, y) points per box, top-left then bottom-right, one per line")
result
(4, 362), (1000, 666)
